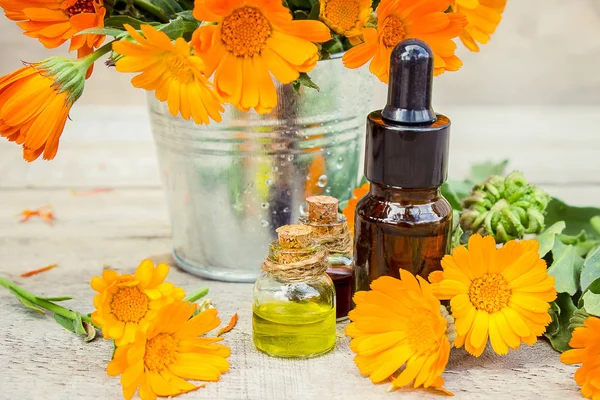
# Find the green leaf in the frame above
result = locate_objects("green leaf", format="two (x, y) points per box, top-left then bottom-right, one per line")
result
(545, 198), (600, 238)
(592, 216), (600, 236)
(544, 292), (576, 352)
(72, 313), (87, 336)
(76, 27), (127, 37)
(451, 210), (464, 249)
(7, 287), (45, 314)
(308, 1), (320, 20)
(184, 287), (209, 303)
(535, 221), (566, 257)
(152, 0), (183, 15)
(580, 278), (600, 317)
(36, 296), (73, 302)
(158, 17), (199, 40)
(441, 180), (473, 210)
(568, 307), (589, 331)
(292, 73), (320, 93)
(54, 314), (76, 333)
(104, 15), (156, 30)
(16, 295), (46, 314)
(581, 246), (600, 292)
(469, 160), (509, 183)
(548, 240), (584, 296)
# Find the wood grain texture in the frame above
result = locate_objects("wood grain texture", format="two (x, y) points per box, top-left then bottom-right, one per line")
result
(0, 106), (597, 400)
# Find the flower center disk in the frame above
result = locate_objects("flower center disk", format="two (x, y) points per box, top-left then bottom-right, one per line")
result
(144, 333), (178, 372)
(64, 0), (96, 16)
(110, 286), (149, 323)
(221, 7), (272, 57)
(164, 54), (194, 84)
(381, 16), (406, 48)
(469, 273), (511, 313)
(323, 0), (360, 30)
(406, 313), (437, 352)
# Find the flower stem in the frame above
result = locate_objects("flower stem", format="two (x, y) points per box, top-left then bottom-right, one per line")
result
(184, 287), (209, 303)
(0, 276), (98, 328)
(133, 0), (169, 23)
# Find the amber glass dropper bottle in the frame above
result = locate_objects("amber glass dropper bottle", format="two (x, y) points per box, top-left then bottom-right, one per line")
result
(353, 39), (453, 292)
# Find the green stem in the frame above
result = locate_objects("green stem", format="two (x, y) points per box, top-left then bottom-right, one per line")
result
(184, 287), (209, 303)
(0, 276), (98, 329)
(133, 0), (169, 22)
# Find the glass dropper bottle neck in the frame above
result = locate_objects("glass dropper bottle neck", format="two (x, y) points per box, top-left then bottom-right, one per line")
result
(369, 182), (441, 204)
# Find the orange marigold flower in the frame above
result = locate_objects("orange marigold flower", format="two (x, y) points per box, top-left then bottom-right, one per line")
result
(561, 316), (600, 400)
(320, 0), (371, 38)
(342, 183), (369, 234)
(347, 269), (453, 393)
(429, 235), (557, 357)
(0, 0), (106, 57)
(107, 302), (230, 400)
(452, 0), (506, 52)
(114, 24), (224, 125)
(191, 0), (331, 114)
(0, 58), (87, 161)
(343, 0), (467, 82)
(91, 259), (186, 346)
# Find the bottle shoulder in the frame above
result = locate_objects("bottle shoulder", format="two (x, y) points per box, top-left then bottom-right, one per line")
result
(253, 272), (335, 305)
(356, 192), (452, 226)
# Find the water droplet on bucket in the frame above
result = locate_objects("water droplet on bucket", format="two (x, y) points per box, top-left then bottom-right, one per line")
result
(266, 179), (273, 186)
(336, 157), (345, 169)
(306, 175), (311, 181)
(272, 166), (279, 173)
(261, 220), (270, 227)
(299, 203), (308, 215)
(287, 154), (294, 162)
(317, 175), (328, 188)
(326, 150), (332, 156)
(283, 207), (291, 213)
(261, 202), (270, 210)
(325, 188), (332, 194)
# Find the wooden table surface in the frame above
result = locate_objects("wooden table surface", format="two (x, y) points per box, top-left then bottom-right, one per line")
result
(0, 106), (597, 400)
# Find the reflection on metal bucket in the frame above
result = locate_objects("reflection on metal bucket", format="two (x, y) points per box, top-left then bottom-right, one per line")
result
(149, 59), (374, 282)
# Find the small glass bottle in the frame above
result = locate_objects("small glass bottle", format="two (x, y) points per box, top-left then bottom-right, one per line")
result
(299, 195), (354, 321)
(252, 224), (336, 358)
(354, 40), (453, 291)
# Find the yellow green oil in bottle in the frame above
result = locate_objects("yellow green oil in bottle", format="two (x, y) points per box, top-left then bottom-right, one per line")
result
(252, 225), (337, 358)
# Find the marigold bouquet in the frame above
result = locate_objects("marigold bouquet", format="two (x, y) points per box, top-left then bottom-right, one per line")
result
(0, 0), (506, 161)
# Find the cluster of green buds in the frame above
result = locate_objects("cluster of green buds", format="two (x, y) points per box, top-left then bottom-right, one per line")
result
(460, 171), (551, 243)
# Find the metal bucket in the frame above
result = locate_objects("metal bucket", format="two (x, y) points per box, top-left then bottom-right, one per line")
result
(149, 57), (374, 282)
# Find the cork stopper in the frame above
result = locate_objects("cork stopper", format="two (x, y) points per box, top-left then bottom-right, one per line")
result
(276, 225), (314, 249)
(307, 196), (339, 224)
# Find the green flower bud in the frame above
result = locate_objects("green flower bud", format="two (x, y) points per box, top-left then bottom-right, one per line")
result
(34, 56), (90, 105)
(460, 171), (551, 243)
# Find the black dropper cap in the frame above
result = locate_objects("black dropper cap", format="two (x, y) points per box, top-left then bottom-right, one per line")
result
(365, 39), (450, 189)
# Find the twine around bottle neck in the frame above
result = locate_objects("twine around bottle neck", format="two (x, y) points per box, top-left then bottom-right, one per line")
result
(299, 214), (353, 255)
(261, 246), (328, 280)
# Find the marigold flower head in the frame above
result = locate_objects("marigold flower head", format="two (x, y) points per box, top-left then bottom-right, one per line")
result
(113, 24), (224, 125)
(0, 0), (106, 57)
(342, 183), (369, 234)
(191, 0), (331, 114)
(91, 259), (185, 346)
(343, 0), (467, 82)
(0, 55), (91, 161)
(429, 234), (557, 357)
(452, 0), (507, 52)
(320, 0), (371, 38)
(347, 269), (453, 393)
(561, 316), (600, 400)
(107, 301), (230, 400)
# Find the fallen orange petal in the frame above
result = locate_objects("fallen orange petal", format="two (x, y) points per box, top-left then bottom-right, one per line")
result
(19, 205), (55, 225)
(217, 313), (239, 337)
(20, 264), (58, 278)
